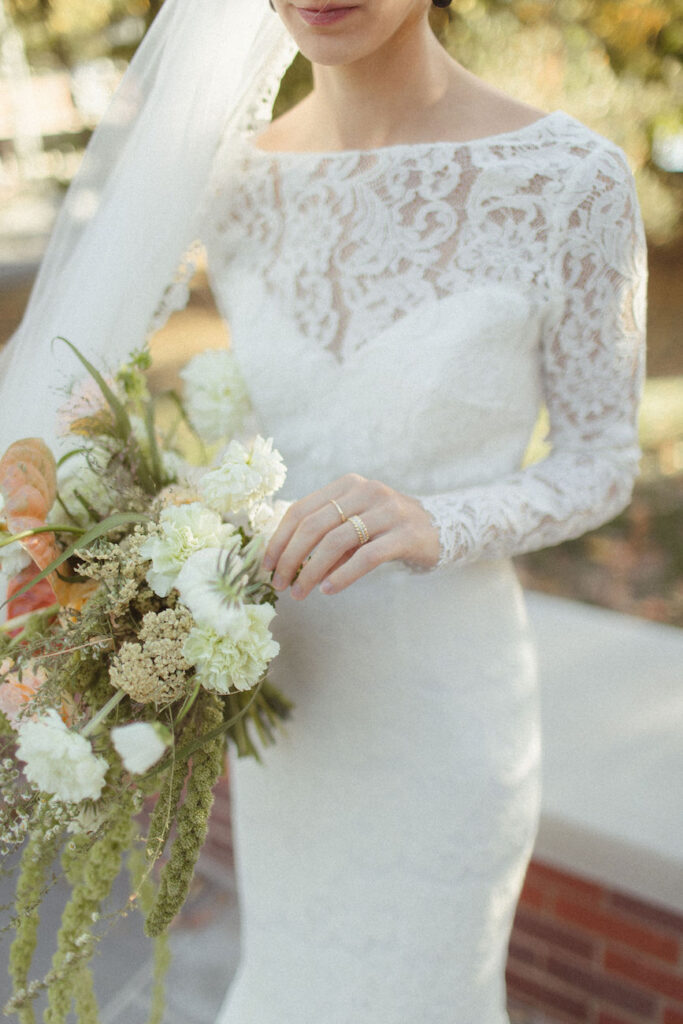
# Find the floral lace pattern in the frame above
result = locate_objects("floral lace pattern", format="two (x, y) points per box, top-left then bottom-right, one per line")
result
(203, 112), (647, 571)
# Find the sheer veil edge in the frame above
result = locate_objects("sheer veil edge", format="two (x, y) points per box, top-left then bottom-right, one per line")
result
(0, 0), (295, 452)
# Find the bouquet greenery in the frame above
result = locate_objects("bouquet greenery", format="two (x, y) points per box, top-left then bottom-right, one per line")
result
(0, 342), (292, 1022)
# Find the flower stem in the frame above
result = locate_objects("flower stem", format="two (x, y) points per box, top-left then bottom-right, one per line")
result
(174, 678), (201, 727)
(81, 690), (125, 738)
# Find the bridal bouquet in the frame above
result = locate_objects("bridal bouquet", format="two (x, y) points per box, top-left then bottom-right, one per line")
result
(0, 342), (292, 1022)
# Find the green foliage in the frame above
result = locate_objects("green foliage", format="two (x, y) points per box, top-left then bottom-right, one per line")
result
(6, 0), (154, 63)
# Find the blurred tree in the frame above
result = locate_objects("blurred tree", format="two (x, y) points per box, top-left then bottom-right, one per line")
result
(5, 0), (152, 64)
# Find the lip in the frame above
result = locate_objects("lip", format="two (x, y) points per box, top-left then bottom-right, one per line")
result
(295, 5), (358, 25)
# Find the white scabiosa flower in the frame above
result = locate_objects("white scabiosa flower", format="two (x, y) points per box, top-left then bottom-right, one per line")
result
(16, 709), (108, 803)
(176, 547), (250, 635)
(180, 349), (251, 443)
(199, 436), (286, 517)
(183, 604), (279, 694)
(139, 503), (239, 598)
(111, 722), (170, 774)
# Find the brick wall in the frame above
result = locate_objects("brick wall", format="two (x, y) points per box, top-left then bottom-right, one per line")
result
(205, 776), (683, 1024)
(507, 859), (683, 1024)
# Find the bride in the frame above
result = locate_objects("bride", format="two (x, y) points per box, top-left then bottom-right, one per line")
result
(0, 1), (646, 1021)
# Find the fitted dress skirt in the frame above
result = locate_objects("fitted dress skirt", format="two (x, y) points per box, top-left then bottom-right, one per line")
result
(216, 555), (541, 1024)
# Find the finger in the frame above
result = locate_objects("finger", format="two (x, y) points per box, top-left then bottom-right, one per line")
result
(326, 549), (355, 575)
(269, 502), (347, 589)
(263, 474), (364, 571)
(290, 510), (388, 599)
(319, 535), (401, 595)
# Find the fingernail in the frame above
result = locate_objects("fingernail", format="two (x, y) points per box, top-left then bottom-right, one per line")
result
(263, 556), (275, 572)
(320, 580), (333, 595)
(291, 584), (303, 600)
(272, 573), (286, 590)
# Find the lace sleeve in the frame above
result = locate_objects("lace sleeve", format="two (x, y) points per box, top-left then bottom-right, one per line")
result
(416, 142), (648, 570)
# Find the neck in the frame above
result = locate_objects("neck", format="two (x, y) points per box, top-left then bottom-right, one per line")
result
(308, 17), (456, 150)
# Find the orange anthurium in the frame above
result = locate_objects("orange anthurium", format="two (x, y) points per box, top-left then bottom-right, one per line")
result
(0, 437), (96, 611)
(6, 564), (58, 621)
(0, 438), (59, 573)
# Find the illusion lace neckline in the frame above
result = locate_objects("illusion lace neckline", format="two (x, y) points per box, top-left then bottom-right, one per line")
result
(244, 109), (570, 160)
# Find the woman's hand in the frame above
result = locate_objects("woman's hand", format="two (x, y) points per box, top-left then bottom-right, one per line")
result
(262, 473), (441, 599)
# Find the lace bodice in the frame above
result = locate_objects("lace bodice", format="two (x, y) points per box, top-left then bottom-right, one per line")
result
(200, 110), (647, 570)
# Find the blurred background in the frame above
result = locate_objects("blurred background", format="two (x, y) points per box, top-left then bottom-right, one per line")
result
(0, 0), (681, 628)
(0, 6), (680, 1022)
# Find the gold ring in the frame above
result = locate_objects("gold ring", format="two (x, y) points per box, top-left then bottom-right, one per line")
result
(348, 514), (370, 546)
(329, 499), (347, 524)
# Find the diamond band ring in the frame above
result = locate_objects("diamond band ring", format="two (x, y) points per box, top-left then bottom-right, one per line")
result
(349, 514), (370, 546)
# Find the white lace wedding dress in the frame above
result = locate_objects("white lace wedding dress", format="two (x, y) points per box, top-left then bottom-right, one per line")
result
(201, 110), (646, 1023)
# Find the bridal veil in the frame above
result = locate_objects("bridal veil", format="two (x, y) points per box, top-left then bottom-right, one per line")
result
(0, 0), (295, 452)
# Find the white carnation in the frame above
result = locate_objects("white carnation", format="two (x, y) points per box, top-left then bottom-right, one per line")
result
(183, 604), (279, 693)
(16, 709), (108, 803)
(248, 499), (291, 541)
(111, 722), (170, 774)
(199, 436), (286, 517)
(176, 547), (250, 635)
(180, 349), (251, 443)
(139, 503), (239, 597)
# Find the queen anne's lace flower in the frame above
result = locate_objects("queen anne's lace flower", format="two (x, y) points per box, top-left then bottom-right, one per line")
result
(180, 349), (251, 443)
(139, 502), (238, 597)
(111, 722), (170, 774)
(199, 436), (286, 517)
(109, 607), (194, 704)
(16, 710), (108, 802)
(183, 603), (279, 693)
